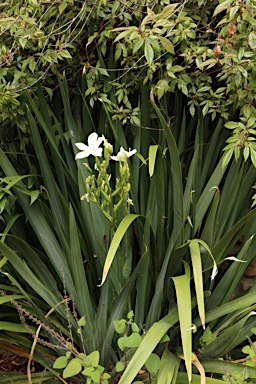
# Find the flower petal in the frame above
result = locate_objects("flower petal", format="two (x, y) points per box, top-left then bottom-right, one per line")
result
(211, 263), (218, 280)
(88, 132), (104, 148)
(110, 155), (119, 161)
(75, 142), (88, 151)
(97, 136), (105, 146)
(75, 151), (90, 159)
(91, 147), (103, 157)
(87, 132), (98, 146)
(110, 146), (137, 162)
(128, 148), (137, 157)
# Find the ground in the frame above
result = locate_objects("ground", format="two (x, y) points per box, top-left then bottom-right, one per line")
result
(0, 352), (44, 375)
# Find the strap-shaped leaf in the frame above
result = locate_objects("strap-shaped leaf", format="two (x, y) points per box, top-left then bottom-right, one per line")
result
(149, 145), (158, 177)
(98, 214), (140, 286)
(189, 240), (205, 329)
(172, 261), (192, 382)
(158, 349), (180, 384)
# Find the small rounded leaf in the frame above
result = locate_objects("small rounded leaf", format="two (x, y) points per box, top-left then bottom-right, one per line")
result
(63, 359), (82, 378)
(145, 353), (160, 377)
(131, 322), (139, 333)
(116, 361), (125, 372)
(89, 350), (100, 367)
(91, 368), (101, 383)
(127, 310), (134, 320)
(78, 316), (86, 327)
(82, 366), (94, 376)
(53, 356), (68, 369)
(117, 333), (142, 351)
(114, 319), (127, 334)
(102, 372), (111, 379)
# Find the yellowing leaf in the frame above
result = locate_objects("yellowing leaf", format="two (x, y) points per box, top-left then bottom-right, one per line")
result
(156, 80), (169, 101)
(224, 121), (238, 129)
(133, 38), (144, 54)
(222, 148), (233, 168)
(59, 1), (68, 14)
(250, 148), (256, 168)
(19, 38), (27, 49)
(249, 32), (256, 49)
(213, 0), (233, 16)
(144, 40), (154, 65)
(149, 145), (158, 177)
(159, 3), (179, 18)
(159, 36), (174, 54)
(114, 29), (135, 42)
(87, 32), (98, 47)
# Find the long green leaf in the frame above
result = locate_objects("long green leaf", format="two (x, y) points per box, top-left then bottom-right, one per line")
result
(176, 372), (225, 384)
(69, 204), (95, 347)
(189, 240), (205, 328)
(99, 214), (140, 286)
(158, 349), (180, 384)
(0, 148), (79, 305)
(151, 99), (184, 243)
(172, 261), (192, 382)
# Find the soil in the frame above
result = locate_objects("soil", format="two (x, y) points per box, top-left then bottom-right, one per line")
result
(0, 352), (74, 383)
(0, 351), (44, 375)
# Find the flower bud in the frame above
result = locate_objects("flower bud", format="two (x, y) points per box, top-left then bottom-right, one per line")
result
(104, 139), (113, 155)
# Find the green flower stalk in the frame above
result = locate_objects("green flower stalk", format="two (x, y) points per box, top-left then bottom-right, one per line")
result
(75, 135), (137, 224)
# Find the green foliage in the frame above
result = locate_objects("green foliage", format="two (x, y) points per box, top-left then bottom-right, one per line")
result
(242, 328), (256, 367)
(1, 0), (256, 168)
(1, 45), (256, 383)
(199, 327), (217, 349)
(222, 369), (252, 384)
(53, 350), (111, 382)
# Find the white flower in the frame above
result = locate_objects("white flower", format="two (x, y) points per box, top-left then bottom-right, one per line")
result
(75, 133), (104, 159)
(211, 263), (218, 280)
(111, 147), (137, 162)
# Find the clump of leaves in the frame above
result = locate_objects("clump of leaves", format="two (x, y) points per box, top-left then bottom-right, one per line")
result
(53, 316), (110, 382)
(114, 310), (171, 383)
(54, 348), (111, 382)
(241, 328), (256, 367)
(114, 310), (143, 372)
(199, 327), (217, 350)
(222, 369), (252, 384)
